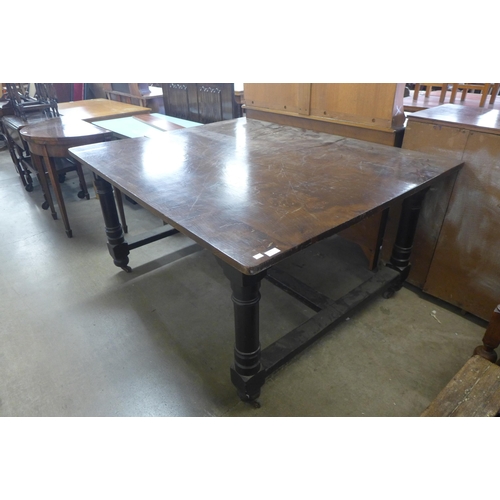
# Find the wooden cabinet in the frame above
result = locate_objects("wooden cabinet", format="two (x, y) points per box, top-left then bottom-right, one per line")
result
(244, 83), (406, 146)
(161, 83), (240, 124)
(402, 104), (500, 320)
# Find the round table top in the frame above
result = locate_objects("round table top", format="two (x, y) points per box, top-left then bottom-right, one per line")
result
(20, 116), (113, 145)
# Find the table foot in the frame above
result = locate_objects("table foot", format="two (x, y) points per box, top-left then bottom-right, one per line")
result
(65, 229), (73, 238)
(473, 345), (497, 363)
(473, 304), (500, 363)
(77, 190), (90, 200)
(231, 365), (266, 403)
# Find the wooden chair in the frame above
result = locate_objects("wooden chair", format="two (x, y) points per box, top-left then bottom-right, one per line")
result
(103, 83), (163, 112)
(412, 83), (449, 104)
(449, 83), (498, 107)
(410, 83), (500, 109)
(2, 84), (57, 191)
(2, 84), (89, 210)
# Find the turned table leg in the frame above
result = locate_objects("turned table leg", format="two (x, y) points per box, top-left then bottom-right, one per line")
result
(94, 175), (131, 272)
(385, 188), (428, 297)
(218, 260), (267, 403)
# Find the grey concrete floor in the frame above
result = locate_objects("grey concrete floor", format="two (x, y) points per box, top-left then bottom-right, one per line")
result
(0, 144), (488, 417)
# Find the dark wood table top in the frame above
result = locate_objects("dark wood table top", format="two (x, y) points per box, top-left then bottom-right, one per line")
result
(2, 113), (50, 130)
(407, 103), (500, 134)
(69, 118), (463, 275)
(58, 98), (151, 122)
(20, 116), (113, 147)
(133, 113), (184, 132)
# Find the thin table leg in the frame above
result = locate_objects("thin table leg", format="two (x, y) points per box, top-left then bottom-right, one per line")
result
(31, 153), (57, 220)
(42, 147), (73, 238)
(385, 188), (428, 297)
(94, 175), (131, 272)
(74, 161), (90, 200)
(218, 260), (267, 403)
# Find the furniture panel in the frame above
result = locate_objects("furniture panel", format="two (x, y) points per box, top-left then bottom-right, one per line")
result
(399, 121), (469, 287)
(161, 83), (239, 124)
(423, 130), (500, 319)
(402, 104), (500, 320)
(244, 83), (406, 146)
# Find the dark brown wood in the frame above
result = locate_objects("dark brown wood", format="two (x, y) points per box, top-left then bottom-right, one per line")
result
(132, 113), (184, 132)
(421, 355), (500, 417)
(2, 114), (48, 191)
(69, 118), (462, 275)
(20, 117), (114, 237)
(161, 83), (238, 124)
(69, 118), (463, 403)
(474, 304), (500, 363)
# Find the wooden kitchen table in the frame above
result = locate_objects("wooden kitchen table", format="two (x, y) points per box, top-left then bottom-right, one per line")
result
(69, 118), (463, 403)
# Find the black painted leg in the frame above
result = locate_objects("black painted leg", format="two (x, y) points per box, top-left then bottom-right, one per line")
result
(218, 260), (267, 403)
(94, 176), (131, 272)
(385, 188), (428, 297)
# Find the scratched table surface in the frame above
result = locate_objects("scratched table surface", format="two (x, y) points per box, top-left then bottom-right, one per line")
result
(69, 118), (462, 275)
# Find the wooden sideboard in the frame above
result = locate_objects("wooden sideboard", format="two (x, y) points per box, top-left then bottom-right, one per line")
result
(402, 104), (500, 320)
(243, 83), (406, 147)
(161, 83), (240, 124)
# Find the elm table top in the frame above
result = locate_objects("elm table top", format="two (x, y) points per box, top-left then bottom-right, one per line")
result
(58, 98), (151, 122)
(69, 118), (463, 275)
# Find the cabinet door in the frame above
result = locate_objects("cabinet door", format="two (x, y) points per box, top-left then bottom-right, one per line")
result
(197, 83), (235, 123)
(400, 121), (468, 288)
(162, 83), (198, 121)
(423, 131), (500, 320)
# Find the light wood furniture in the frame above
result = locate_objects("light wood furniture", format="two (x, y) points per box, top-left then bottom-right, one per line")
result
(405, 83), (500, 112)
(243, 83), (406, 147)
(20, 117), (114, 237)
(103, 84), (164, 113)
(69, 118), (462, 403)
(58, 98), (151, 122)
(421, 355), (500, 417)
(423, 300), (500, 416)
(402, 104), (500, 321)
